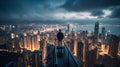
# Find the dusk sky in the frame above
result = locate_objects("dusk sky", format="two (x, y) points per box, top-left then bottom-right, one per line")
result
(0, 0), (120, 24)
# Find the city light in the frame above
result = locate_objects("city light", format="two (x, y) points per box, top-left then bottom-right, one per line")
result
(0, 22), (120, 67)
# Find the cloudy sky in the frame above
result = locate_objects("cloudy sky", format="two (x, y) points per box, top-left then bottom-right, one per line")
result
(0, 0), (120, 24)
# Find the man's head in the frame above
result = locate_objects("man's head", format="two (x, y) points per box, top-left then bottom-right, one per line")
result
(59, 29), (61, 32)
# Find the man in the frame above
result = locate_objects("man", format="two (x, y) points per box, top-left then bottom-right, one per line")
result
(57, 29), (64, 46)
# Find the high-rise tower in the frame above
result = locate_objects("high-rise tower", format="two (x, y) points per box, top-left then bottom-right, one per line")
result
(101, 27), (105, 43)
(94, 22), (99, 44)
(108, 35), (119, 57)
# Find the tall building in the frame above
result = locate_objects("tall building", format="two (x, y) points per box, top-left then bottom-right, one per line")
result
(69, 35), (75, 53)
(82, 31), (87, 40)
(31, 35), (35, 50)
(67, 24), (70, 33)
(73, 36), (77, 56)
(101, 27), (105, 43)
(77, 41), (83, 61)
(33, 34), (40, 50)
(27, 34), (32, 50)
(108, 35), (119, 57)
(118, 39), (120, 56)
(23, 33), (27, 49)
(14, 37), (20, 52)
(11, 38), (15, 51)
(94, 22), (99, 44)
(42, 38), (47, 66)
(106, 31), (111, 45)
(31, 50), (43, 67)
(85, 48), (97, 67)
(67, 24), (71, 34)
(40, 39), (44, 50)
(19, 35), (24, 48)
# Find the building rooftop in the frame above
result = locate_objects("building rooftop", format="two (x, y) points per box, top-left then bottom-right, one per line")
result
(47, 44), (82, 67)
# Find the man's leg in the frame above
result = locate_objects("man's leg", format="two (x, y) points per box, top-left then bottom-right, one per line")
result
(61, 41), (62, 46)
(58, 41), (59, 46)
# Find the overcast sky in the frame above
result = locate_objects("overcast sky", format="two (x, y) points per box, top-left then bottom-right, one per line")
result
(0, 0), (120, 24)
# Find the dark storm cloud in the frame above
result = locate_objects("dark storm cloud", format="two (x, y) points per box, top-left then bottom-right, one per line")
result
(0, 0), (120, 24)
(91, 10), (104, 18)
(0, 0), (46, 13)
(109, 7), (120, 18)
(61, 0), (120, 18)
(0, 0), (66, 19)
(0, 0), (45, 18)
(61, 0), (120, 11)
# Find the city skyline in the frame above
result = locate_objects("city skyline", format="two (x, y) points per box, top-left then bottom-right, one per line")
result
(0, 0), (120, 67)
(0, 21), (120, 67)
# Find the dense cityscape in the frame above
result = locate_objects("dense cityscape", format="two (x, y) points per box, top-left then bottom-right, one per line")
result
(0, 22), (120, 67)
(0, 0), (120, 67)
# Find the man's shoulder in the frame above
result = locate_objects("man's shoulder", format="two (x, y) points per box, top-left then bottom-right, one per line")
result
(58, 32), (63, 34)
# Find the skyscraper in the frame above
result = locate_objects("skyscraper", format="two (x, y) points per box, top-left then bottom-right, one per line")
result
(77, 41), (83, 61)
(118, 40), (120, 56)
(23, 33), (27, 49)
(108, 35), (119, 57)
(106, 31), (111, 45)
(68, 24), (70, 33)
(31, 50), (43, 67)
(94, 22), (99, 44)
(101, 27), (105, 43)
(42, 37), (47, 66)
